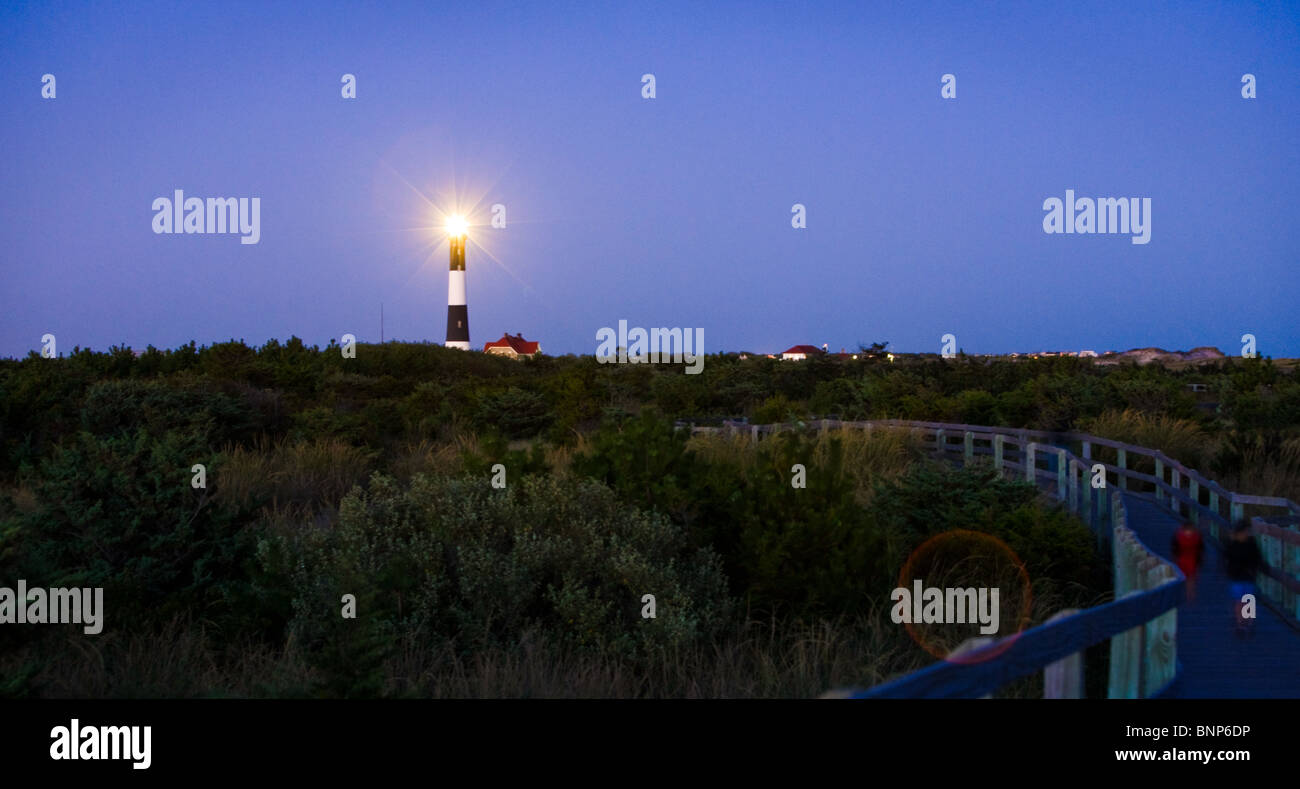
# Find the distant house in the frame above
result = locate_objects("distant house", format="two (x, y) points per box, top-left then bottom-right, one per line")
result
(781, 345), (825, 361)
(484, 332), (541, 359)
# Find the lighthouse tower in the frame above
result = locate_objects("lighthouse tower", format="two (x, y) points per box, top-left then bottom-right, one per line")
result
(445, 217), (469, 350)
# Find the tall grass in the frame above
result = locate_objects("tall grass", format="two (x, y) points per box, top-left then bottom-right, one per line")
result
(541, 433), (591, 479)
(6, 589), (1098, 698)
(3, 611), (929, 699)
(687, 426), (926, 505)
(388, 434), (479, 481)
(383, 615), (925, 698)
(1223, 437), (1300, 506)
(215, 437), (377, 513)
(0, 617), (313, 699)
(1084, 409), (1215, 470)
(0, 482), (37, 514)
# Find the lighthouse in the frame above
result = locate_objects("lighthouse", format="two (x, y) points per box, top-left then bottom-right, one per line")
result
(445, 215), (469, 350)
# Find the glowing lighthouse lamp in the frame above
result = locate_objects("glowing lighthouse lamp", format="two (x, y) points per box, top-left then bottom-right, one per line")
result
(445, 215), (470, 350)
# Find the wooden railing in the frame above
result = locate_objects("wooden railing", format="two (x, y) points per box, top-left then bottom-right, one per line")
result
(680, 418), (1300, 697)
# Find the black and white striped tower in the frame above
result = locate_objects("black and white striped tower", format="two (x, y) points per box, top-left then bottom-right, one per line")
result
(445, 217), (469, 350)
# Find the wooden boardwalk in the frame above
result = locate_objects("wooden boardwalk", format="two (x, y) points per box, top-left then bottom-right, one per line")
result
(1121, 492), (1300, 698)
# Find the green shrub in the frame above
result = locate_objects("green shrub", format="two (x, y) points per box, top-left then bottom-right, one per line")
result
(475, 387), (552, 439)
(79, 378), (269, 447)
(1, 428), (257, 626)
(752, 394), (800, 424)
(867, 463), (1105, 597)
(571, 411), (701, 525)
(459, 433), (551, 479)
(259, 473), (733, 693)
(809, 378), (869, 418)
(953, 389), (999, 425)
(290, 405), (367, 444)
(707, 430), (889, 614)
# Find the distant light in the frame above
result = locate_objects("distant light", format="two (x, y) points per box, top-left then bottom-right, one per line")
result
(446, 215), (468, 237)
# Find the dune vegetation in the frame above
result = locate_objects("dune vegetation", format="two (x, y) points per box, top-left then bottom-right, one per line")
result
(1, 341), (1295, 697)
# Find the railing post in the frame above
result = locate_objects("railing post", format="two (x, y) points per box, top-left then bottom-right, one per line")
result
(1068, 459), (1080, 514)
(950, 638), (996, 699)
(1188, 479), (1199, 525)
(1209, 488), (1219, 540)
(1025, 442), (1037, 483)
(964, 431), (974, 465)
(1154, 457), (1164, 506)
(1286, 522), (1299, 621)
(1110, 526), (1128, 678)
(1117, 448), (1127, 490)
(1253, 515), (1280, 605)
(1230, 499), (1244, 528)
(1082, 440), (1092, 461)
(1268, 521), (1281, 605)
(1170, 467), (1181, 517)
(1082, 470), (1093, 526)
(935, 429), (945, 458)
(1097, 485), (1110, 550)
(993, 435), (1005, 478)
(1108, 597), (1145, 699)
(1056, 449), (1067, 502)
(1044, 609), (1084, 699)
(1143, 563), (1177, 697)
(1108, 532), (1146, 699)
(1287, 525), (1295, 620)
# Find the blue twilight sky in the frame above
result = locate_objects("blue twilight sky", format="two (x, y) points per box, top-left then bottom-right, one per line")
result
(1, 1), (1297, 359)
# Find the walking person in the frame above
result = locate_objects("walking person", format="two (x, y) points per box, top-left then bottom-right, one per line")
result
(1224, 522), (1264, 636)
(1171, 521), (1204, 603)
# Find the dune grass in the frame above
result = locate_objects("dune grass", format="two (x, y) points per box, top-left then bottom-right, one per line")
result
(687, 425), (927, 505)
(1223, 436), (1300, 506)
(1083, 409), (1214, 470)
(215, 437), (378, 513)
(5, 573), (1097, 699)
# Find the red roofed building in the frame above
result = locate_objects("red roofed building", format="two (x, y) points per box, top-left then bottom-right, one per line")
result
(781, 345), (825, 361)
(484, 332), (541, 359)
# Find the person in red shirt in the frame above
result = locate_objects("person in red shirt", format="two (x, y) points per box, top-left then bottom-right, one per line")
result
(1171, 521), (1205, 603)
